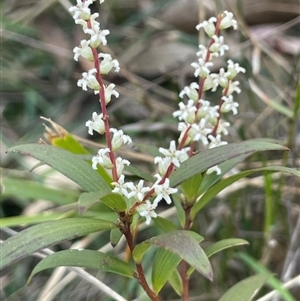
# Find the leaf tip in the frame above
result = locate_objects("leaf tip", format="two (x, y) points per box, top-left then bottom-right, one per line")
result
(206, 269), (214, 282)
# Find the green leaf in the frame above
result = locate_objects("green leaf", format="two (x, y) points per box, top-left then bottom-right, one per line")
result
(52, 134), (89, 155)
(180, 173), (203, 204)
(1, 176), (79, 205)
(7, 144), (111, 193)
(168, 269), (182, 296)
(0, 212), (74, 228)
(78, 191), (127, 213)
(238, 253), (296, 301)
(0, 218), (116, 269)
(218, 273), (271, 301)
(187, 238), (249, 277)
(152, 216), (178, 233)
(197, 154), (249, 195)
(173, 194), (186, 228)
(170, 140), (288, 188)
(101, 192), (128, 212)
(152, 248), (181, 293)
(78, 191), (106, 213)
(205, 238), (249, 258)
(191, 165), (299, 219)
(110, 228), (123, 247)
(124, 165), (155, 183)
(132, 231), (212, 280)
(28, 249), (135, 284)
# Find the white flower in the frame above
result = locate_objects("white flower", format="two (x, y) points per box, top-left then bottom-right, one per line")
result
(191, 58), (213, 78)
(92, 148), (113, 169)
(99, 53), (120, 74)
(220, 95), (239, 115)
(152, 174), (178, 206)
(137, 200), (158, 225)
(73, 40), (93, 61)
(154, 156), (172, 176)
(84, 24), (110, 48)
(226, 60), (245, 79)
(75, 13), (100, 30)
(77, 68), (100, 91)
(196, 44), (219, 61)
(85, 112), (105, 135)
(208, 134), (228, 149)
(203, 73), (219, 92)
(220, 11), (237, 30)
(104, 83), (119, 103)
(189, 119), (212, 145)
(157, 140), (189, 168)
(173, 100), (197, 123)
(127, 180), (151, 201)
(216, 119), (231, 135)
(207, 165), (222, 175)
(196, 17), (217, 37)
(110, 128), (132, 151)
(112, 175), (133, 198)
(115, 157), (130, 178)
(179, 82), (199, 102)
(226, 80), (241, 95)
(69, 0), (92, 21)
(197, 99), (219, 123)
(216, 67), (230, 88)
(209, 35), (229, 57)
(177, 122), (192, 146)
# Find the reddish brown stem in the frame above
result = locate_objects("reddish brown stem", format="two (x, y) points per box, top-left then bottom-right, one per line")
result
(121, 218), (161, 301)
(88, 20), (118, 182)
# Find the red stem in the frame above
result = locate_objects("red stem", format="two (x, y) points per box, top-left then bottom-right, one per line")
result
(87, 19), (118, 182)
(122, 219), (161, 301)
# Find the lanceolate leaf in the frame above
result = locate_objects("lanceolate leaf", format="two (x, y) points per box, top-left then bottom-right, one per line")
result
(187, 238), (249, 277)
(132, 231), (212, 280)
(78, 191), (127, 213)
(110, 228), (123, 247)
(152, 216), (178, 233)
(152, 248), (181, 293)
(28, 249), (135, 284)
(191, 165), (299, 219)
(101, 193), (128, 212)
(168, 269), (183, 296)
(205, 239), (249, 258)
(0, 218), (116, 269)
(7, 144), (111, 193)
(239, 253), (296, 301)
(0, 213), (74, 228)
(170, 140), (288, 187)
(2, 176), (79, 205)
(218, 273), (270, 301)
(52, 134), (89, 155)
(197, 154), (249, 196)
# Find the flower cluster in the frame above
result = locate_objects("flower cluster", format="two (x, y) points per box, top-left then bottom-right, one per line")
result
(174, 11), (245, 175)
(70, 0), (179, 225)
(70, 2), (245, 225)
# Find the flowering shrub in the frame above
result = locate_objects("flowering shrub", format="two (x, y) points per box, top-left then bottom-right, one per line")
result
(74, 1), (245, 226)
(2, 1), (298, 301)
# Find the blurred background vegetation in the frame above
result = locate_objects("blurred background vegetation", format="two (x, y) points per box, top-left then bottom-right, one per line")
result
(1, 0), (300, 300)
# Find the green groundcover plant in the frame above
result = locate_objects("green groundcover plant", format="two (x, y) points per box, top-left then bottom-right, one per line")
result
(1, 1), (299, 301)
